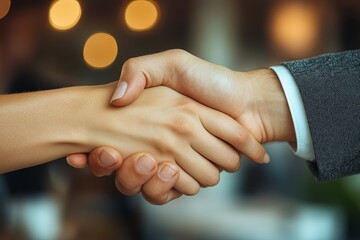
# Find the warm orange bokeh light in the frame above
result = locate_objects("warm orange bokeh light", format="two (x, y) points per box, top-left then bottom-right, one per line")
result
(49, 0), (82, 30)
(83, 33), (118, 69)
(0, 0), (11, 20)
(269, 2), (320, 58)
(125, 0), (159, 31)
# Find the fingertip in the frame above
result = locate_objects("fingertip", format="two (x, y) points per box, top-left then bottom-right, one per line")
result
(114, 153), (157, 196)
(99, 149), (121, 168)
(87, 147), (123, 177)
(254, 145), (270, 164)
(263, 153), (270, 164)
(226, 156), (241, 173)
(110, 98), (126, 107)
(111, 71), (147, 107)
(237, 131), (269, 164)
(110, 81), (128, 105)
(110, 84), (142, 107)
(141, 163), (181, 205)
(135, 154), (157, 175)
(143, 189), (182, 206)
(158, 163), (179, 181)
(66, 154), (88, 169)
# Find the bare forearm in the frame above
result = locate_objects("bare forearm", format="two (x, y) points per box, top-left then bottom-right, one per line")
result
(0, 86), (91, 173)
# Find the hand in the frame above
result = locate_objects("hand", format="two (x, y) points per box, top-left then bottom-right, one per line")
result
(68, 49), (294, 204)
(111, 49), (295, 143)
(79, 84), (265, 196)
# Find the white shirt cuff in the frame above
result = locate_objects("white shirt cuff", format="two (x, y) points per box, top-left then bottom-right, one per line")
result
(270, 66), (315, 161)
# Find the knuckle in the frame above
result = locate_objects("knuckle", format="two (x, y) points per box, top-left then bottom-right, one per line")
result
(234, 127), (249, 146)
(183, 183), (200, 196)
(164, 49), (193, 85)
(168, 111), (196, 137)
(226, 154), (241, 172)
(142, 189), (164, 205)
(115, 176), (137, 196)
(122, 57), (140, 71)
(153, 133), (177, 156)
(143, 183), (162, 199)
(173, 95), (194, 107)
(167, 49), (190, 60)
(203, 171), (220, 187)
(142, 193), (166, 206)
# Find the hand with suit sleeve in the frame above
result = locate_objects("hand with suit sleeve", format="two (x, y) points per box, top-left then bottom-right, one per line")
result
(106, 49), (360, 183)
(282, 50), (360, 181)
(69, 49), (360, 204)
(68, 49), (295, 204)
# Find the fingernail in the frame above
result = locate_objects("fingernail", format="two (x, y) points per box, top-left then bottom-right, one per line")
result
(99, 151), (118, 167)
(136, 155), (156, 174)
(66, 155), (83, 169)
(263, 153), (270, 163)
(66, 156), (75, 168)
(159, 165), (177, 180)
(110, 81), (128, 102)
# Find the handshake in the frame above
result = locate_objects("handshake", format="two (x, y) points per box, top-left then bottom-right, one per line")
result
(0, 49), (296, 205)
(3, 48), (355, 199)
(67, 49), (296, 205)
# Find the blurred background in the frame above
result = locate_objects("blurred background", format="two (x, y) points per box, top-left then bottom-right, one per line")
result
(0, 0), (360, 239)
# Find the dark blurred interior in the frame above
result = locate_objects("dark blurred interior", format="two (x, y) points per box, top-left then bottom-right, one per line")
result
(0, 0), (360, 239)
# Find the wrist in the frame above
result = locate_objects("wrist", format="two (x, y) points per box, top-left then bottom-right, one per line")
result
(52, 85), (99, 153)
(246, 69), (296, 143)
(75, 82), (123, 151)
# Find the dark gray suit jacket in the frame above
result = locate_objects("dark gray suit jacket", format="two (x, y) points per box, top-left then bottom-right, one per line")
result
(283, 50), (360, 182)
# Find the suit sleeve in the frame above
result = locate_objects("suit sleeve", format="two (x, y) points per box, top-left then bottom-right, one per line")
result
(283, 50), (360, 181)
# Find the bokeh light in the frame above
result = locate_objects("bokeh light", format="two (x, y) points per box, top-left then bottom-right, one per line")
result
(269, 2), (320, 58)
(125, 0), (159, 31)
(49, 0), (82, 30)
(83, 33), (118, 69)
(0, 0), (11, 20)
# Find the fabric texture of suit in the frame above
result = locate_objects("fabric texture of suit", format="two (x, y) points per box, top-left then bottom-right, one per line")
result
(283, 50), (360, 181)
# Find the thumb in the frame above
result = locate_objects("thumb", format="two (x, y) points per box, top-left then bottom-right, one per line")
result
(110, 69), (147, 107)
(110, 49), (188, 107)
(67, 153), (89, 169)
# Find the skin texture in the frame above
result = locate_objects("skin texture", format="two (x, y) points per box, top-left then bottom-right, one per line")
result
(68, 49), (295, 205)
(87, 85), (250, 195)
(0, 81), (267, 196)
